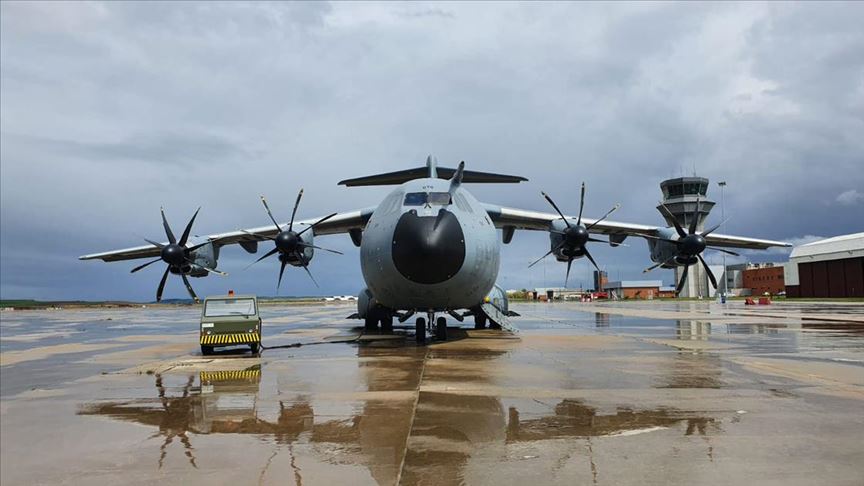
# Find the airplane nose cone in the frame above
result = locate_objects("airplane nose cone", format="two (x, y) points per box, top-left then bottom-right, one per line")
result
(392, 209), (466, 284)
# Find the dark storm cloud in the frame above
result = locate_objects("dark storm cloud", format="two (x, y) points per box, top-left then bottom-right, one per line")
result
(1, 1), (862, 300)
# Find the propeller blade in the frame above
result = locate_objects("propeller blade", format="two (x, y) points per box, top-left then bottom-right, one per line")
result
(586, 236), (628, 247)
(180, 273), (199, 303)
(178, 207), (200, 247)
(298, 242), (343, 255)
(156, 266), (170, 302)
(260, 196), (282, 232)
(585, 203), (621, 230)
(675, 264), (690, 295)
(528, 249), (555, 268)
(288, 189), (303, 232)
(297, 212), (338, 237)
(577, 182), (586, 226)
(131, 258), (161, 274)
(528, 241), (565, 268)
(689, 198), (700, 234)
(240, 230), (275, 241)
(277, 259), (288, 292)
(143, 238), (165, 249)
(658, 202), (688, 239)
(541, 191), (571, 228)
(583, 248), (601, 273)
(300, 260), (319, 288)
(700, 217), (731, 237)
(643, 254), (678, 273)
(697, 254), (718, 289)
(244, 247), (279, 270)
(707, 246), (740, 257)
(184, 258), (227, 276)
(641, 234), (683, 245)
(160, 207), (177, 244)
(564, 257), (573, 288)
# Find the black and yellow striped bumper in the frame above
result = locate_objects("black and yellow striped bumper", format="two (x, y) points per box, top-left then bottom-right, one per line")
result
(200, 332), (260, 345)
(200, 369), (261, 382)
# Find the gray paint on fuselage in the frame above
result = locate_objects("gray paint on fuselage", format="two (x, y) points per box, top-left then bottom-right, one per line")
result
(360, 177), (499, 311)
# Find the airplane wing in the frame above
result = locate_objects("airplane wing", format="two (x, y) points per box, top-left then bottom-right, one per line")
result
(482, 204), (790, 250)
(79, 207), (375, 262)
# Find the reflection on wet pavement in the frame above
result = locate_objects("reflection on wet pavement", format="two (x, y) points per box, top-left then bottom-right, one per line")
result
(2, 301), (864, 485)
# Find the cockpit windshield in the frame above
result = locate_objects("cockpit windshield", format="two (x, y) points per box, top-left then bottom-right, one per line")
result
(404, 192), (452, 206)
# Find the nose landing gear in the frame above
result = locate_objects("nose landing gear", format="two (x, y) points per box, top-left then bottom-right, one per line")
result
(415, 312), (449, 343)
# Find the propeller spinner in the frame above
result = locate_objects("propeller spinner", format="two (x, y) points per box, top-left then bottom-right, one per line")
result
(131, 207), (225, 303)
(244, 189), (342, 291)
(529, 182), (621, 287)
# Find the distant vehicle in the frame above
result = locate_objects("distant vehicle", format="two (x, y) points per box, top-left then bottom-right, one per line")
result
(324, 295), (358, 302)
(199, 294), (261, 355)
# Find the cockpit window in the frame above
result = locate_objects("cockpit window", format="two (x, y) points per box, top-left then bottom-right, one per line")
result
(404, 192), (452, 206)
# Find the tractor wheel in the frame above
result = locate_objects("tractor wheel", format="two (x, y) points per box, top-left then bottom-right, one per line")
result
(201, 345), (213, 356)
(249, 343), (260, 354)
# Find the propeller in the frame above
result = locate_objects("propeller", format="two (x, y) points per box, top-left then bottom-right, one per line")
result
(133, 207), (225, 303)
(529, 183), (621, 287)
(644, 199), (739, 295)
(246, 189), (342, 291)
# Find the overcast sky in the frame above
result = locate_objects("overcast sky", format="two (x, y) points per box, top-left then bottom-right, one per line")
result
(2, 2), (862, 301)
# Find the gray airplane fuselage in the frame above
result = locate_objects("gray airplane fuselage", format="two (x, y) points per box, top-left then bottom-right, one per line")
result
(359, 177), (500, 311)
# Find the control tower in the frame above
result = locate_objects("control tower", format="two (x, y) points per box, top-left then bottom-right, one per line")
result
(657, 177), (716, 298)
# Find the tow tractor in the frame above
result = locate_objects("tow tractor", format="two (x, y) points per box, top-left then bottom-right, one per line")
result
(199, 293), (261, 355)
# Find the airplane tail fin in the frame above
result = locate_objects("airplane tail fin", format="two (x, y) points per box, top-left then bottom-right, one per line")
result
(338, 157), (527, 187)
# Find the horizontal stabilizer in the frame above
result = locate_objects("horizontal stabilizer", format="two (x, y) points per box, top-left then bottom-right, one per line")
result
(339, 166), (528, 186)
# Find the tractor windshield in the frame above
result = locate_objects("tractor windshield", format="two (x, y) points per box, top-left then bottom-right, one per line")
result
(204, 299), (256, 317)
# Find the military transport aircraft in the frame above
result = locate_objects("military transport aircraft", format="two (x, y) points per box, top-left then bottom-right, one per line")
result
(80, 157), (789, 340)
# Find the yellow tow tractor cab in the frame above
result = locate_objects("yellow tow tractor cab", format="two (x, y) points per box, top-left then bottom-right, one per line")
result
(200, 293), (261, 355)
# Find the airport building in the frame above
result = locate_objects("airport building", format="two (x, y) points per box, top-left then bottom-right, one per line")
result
(603, 280), (675, 299)
(784, 233), (864, 298)
(743, 263), (785, 296)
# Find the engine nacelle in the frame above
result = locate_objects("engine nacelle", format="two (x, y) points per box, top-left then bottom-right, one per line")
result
(548, 219), (587, 262)
(646, 227), (681, 269)
(170, 241), (219, 277)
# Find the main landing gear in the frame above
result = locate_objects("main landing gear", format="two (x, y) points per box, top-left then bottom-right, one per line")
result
(364, 305), (393, 333)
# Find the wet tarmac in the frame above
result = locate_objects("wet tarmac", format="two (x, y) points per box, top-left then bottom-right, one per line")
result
(1, 301), (863, 485)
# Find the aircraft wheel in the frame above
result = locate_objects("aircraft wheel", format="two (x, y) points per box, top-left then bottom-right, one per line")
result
(201, 345), (213, 356)
(415, 317), (426, 343)
(474, 313), (487, 330)
(436, 316), (448, 341)
(250, 343), (259, 354)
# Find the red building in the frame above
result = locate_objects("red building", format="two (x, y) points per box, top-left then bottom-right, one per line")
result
(743, 265), (785, 296)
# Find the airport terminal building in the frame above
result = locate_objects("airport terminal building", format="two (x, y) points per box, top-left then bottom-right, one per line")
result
(784, 233), (864, 298)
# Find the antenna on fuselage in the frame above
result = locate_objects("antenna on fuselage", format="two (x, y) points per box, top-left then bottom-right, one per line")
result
(426, 155), (438, 178)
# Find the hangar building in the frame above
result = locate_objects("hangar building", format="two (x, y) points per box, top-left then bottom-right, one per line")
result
(784, 233), (864, 298)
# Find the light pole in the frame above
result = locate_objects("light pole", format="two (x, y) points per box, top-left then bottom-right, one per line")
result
(718, 181), (727, 299)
